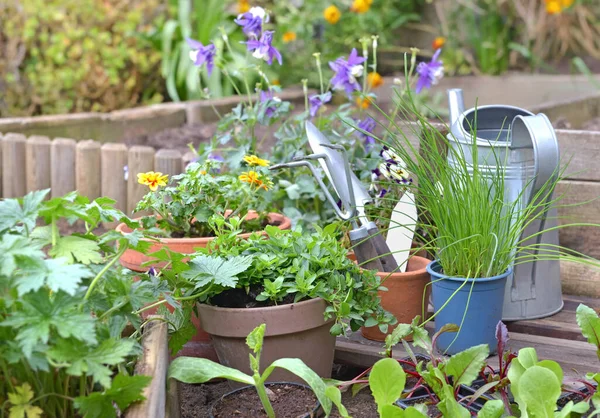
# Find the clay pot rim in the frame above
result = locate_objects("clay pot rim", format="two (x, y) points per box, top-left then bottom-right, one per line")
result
(359, 255), (430, 279)
(197, 296), (325, 314)
(115, 211), (291, 244)
(209, 382), (321, 418)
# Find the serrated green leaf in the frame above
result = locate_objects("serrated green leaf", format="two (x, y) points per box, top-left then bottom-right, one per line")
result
(0, 235), (45, 277)
(7, 383), (43, 418)
(44, 258), (94, 295)
(183, 254), (252, 288)
(369, 358), (406, 410)
(168, 357), (254, 385)
(445, 344), (489, 387)
(49, 236), (103, 265)
(0, 190), (48, 233)
(437, 385), (470, 418)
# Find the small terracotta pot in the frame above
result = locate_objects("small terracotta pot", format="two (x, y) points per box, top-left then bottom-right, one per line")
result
(360, 255), (431, 342)
(197, 298), (336, 388)
(115, 212), (291, 271)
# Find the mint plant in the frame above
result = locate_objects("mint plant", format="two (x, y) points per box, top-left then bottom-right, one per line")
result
(143, 217), (395, 337)
(169, 324), (333, 418)
(0, 190), (167, 417)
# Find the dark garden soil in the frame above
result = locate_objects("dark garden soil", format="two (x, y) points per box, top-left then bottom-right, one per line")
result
(210, 284), (302, 308)
(330, 387), (379, 418)
(180, 382), (318, 418)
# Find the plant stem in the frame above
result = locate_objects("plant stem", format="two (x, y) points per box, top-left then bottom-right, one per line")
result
(254, 377), (276, 418)
(83, 245), (127, 303)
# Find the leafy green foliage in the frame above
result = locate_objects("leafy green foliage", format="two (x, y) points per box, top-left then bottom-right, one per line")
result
(183, 254), (253, 290)
(576, 303), (600, 359)
(445, 344), (489, 388)
(0, 0), (163, 116)
(246, 323), (266, 355)
(0, 192), (151, 417)
(369, 358), (406, 413)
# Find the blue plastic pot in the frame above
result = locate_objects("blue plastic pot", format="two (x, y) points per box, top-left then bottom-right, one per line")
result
(427, 260), (511, 355)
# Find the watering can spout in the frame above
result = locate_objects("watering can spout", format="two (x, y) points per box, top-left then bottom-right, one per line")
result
(447, 88), (465, 133)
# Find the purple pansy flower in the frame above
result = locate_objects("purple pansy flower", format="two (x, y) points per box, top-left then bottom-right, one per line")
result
(308, 91), (332, 117)
(329, 48), (365, 96)
(147, 267), (157, 277)
(377, 188), (388, 199)
(356, 117), (377, 148)
(234, 7), (268, 38)
(415, 49), (444, 93)
(187, 38), (216, 75)
(260, 89), (281, 119)
(246, 31), (282, 65)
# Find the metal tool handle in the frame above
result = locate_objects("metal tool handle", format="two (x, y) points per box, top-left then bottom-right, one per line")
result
(366, 222), (399, 272)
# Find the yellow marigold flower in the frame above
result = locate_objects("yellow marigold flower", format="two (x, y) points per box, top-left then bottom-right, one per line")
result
(356, 97), (372, 109)
(282, 31), (297, 43)
(137, 171), (168, 191)
(432, 36), (446, 50)
(243, 155), (270, 167)
(239, 171), (272, 190)
(350, 0), (372, 14)
(367, 72), (383, 88)
(545, 0), (562, 13)
(238, 0), (250, 14)
(323, 5), (341, 24)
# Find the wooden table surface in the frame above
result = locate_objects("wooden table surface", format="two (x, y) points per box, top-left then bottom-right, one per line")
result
(335, 294), (600, 379)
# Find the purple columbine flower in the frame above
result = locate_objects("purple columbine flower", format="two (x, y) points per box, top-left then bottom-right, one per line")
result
(147, 267), (158, 277)
(234, 7), (268, 38)
(308, 91), (332, 117)
(329, 48), (365, 96)
(187, 38), (216, 75)
(415, 49), (444, 93)
(356, 117), (377, 148)
(260, 89), (281, 118)
(246, 31), (282, 65)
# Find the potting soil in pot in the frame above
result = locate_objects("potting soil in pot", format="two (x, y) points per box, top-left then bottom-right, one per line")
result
(212, 384), (317, 418)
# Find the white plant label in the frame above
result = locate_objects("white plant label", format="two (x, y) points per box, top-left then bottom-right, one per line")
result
(386, 191), (417, 273)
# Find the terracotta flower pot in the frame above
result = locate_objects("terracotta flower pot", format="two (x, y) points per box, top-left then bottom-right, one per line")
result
(116, 211), (291, 360)
(197, 298), (336, 388)
(360, 255), (431, 342)
(115, 212), (291, 271)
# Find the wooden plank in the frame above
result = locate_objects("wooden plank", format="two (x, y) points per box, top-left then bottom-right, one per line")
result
(557, 130), (600, 182)
(51, 138), (77, 198)
(125, 318), (169, 418)
(561, 259), (600, 298)
(555, 180), (600, 260)
(127, 146), (155, 215)
(101, 143), (128, 213)
(76, 140), (102, 200)
(155, 149), (183, 178)
(25, 135), (51, 194)
(2, 133), (27, 198)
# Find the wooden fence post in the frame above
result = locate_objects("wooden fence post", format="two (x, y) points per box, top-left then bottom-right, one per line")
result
(2, 133), (27, 198)
(101, 143), (128, 214)
(26, 135), (52, 195)
(127, 146), (155, 215)
(0, 133), (3, 197)
(154, 149), (183, 178)
(76, 140), (102, 200)
(51, 138), (77, 198)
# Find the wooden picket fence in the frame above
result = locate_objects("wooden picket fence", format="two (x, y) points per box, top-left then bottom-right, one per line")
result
(0, 132), (187, 214)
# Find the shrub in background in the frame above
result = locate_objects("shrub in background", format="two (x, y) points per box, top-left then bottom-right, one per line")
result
(0, 0), (165, 116)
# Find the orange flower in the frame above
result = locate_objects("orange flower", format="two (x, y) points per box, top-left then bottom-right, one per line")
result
(350, 0), (373, 13)
(367, 72), (383, 88)
(356, 97), (372, 109)
(282, 31), (297, 43)
(239, 171), (272, 191)
(545, 0), (562, 13)
(137, 171), (168, 191)
(432, 36), (446, 50)
(323, 5), (341, 24)
(238, 0), (250, 14)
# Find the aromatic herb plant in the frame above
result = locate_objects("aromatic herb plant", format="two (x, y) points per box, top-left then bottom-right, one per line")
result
(144, 217), (395, 337)
(133, 157), (275, 238)
(0, 190), (168, 417)
(169, 324), (333, 417)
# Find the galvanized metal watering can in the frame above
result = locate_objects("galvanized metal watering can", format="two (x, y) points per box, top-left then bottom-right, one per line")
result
(447, 88), (563, 321)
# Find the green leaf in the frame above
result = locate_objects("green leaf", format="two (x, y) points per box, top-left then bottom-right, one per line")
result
(380, 404), (405, 418)
(7, 383), (43, 418)
(168, 357), (254, 385)
(477, 399), (505, 418)
(246, 324), (266, 355)
(555, 400), (590, 418)
(74, 374), (152, 418)
(517, 347), (538, 369)
(437, 385), (470, 418)
(0, 190), (48, 233)
(43, 259), (94, 295)
(48, 338), (136, 388)
(576, 304), (600, 357)
(519, 365), (561, 417)
(404, 406), (429, 418)
(369, 358), (406, 410)
(263, 358), (332, 415)
(445, 344), (489, 387)
(49, 236), (103, 265)
(183, 254), (252, 288)
(0, 234), (45, 277)
(325, 386), (350, 418)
